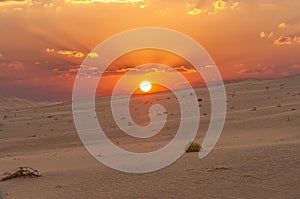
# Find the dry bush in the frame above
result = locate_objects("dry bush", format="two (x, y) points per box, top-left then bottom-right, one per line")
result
(0, 167), (40, 182)
(185, 141), (201, 153)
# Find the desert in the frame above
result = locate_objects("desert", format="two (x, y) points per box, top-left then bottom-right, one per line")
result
(0, 75), (299, 199)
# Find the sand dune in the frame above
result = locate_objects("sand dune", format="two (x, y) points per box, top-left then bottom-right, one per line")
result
(0, 75), (300, 198)
(0, 94), (49, 111)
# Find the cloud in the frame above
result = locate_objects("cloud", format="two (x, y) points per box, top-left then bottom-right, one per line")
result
(213, 0), (228, 10)
(111, 65), (196, 74)
(0, 0), (64, 12)
(0, 53), (24, 69)
(187, 8), (202, 16)
(274, 36), (293, 45)
(230, 1), (239, 9)
(46, 48), (55, 53)
(173, 65), (197, 73)
(237, 63), (300, 77)
(112, 66), (158, 74)
(64, 0), (146, 5)
(186, 0), (239, 16)
(237, 69), (256, 74)
(0, 60), (24, 69)
(274, 35), (300, 45)
(74, 65), (198, 78)
(7, 60), (24, 69)
(292, 64), (300, 69)
(277, 17), (300, 29)
(237, 64), (273, 75)
(46, 48), (98, 58)
(0, 0), (32, 6)
(87, 52), (99, 58)
(1, 0), (238, 16)
(259, 31), (273, 38)
(57, 50), (84, 58)
(259, 16), (300, 44)
(0, 0), (33, 11)
(278, 22), (287, 29)
(52, 65), (79, 79)
(294, 35), (300, 44)
(115, 67), (138, 73)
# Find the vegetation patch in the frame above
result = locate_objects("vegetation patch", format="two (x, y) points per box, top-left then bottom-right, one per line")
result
(185, 141), (201, 153)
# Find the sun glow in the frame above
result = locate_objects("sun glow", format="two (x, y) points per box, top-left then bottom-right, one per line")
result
(139, 81), (152, 93)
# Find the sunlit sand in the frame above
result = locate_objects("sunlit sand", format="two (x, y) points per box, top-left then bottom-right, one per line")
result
(0, 75), (300, 198)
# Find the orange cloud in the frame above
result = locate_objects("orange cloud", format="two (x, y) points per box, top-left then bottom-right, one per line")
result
(57, 50), (85, 58)
(46, 48), (84, 58)
(0, 60), (24, 69)
(259, 31), (274, 38)
(8, 61), (24, 69)
(292, 64), (300, 69)
(274, 35), (300, 45)
(237, 65), (273, 76)
(52, 65), (80, 79)
(111, 65), (196, 75)
(230, 2), (239, 9)
(187, 0), (239, 16)
(87, 52), (99, 58)
(64, 0), (146, 4)
(115, 67), (139, 73)
(278, 22), (287, 29)
(237, 63), (300, 78)
(66, 65), (173, 77)
(173, 66), (197, 73)
(187, 8), (202, 16)
(46, 48), (98, 58)
(294, 35), (300, 44)
(213, 0), (227, 10)
(274, 36), (293, 45)
(0, 0), (32, 6)
(46, 48), (55, 53)
(0, 53), (23, 69)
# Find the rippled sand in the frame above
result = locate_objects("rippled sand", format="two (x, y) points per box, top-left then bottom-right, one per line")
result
(1, 75), (300, 199)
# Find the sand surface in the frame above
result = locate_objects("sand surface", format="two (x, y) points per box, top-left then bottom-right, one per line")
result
(0, 75), (300, 199)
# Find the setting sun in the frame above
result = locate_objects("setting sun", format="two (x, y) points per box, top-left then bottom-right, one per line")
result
(139, 81), (152, 93)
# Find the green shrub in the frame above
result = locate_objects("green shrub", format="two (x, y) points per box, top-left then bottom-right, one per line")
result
(185, 141), (201, 153)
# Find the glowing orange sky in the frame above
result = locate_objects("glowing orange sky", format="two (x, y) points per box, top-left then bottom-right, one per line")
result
(0, 0), (299, 100)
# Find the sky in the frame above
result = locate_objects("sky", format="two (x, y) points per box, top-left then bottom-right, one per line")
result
(0, 0), (300, 101)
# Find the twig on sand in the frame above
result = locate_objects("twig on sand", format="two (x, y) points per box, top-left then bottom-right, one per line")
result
(0, 167), (40, 182)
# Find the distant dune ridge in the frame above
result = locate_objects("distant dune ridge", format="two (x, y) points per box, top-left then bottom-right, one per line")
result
(0, 94), (51, 111)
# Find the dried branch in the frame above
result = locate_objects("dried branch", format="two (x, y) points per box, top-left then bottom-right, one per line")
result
(0, 167), (40, 182)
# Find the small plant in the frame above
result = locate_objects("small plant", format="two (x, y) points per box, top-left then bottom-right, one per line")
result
(185, 141), (201, 153)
